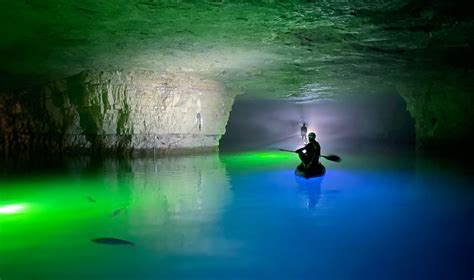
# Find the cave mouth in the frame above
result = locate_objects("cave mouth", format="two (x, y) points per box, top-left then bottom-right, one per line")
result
(220, 92), (415, 153)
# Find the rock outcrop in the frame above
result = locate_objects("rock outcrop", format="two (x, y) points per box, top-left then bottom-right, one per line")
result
(397, 76), (474, 152)
(0, 70), (236, 155)
(0, 1), (472, 153)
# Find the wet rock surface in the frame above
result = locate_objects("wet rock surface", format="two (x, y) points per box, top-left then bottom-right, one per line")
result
(398, 76), (474, 152)
(0, 0), (473, 152)
(0, 71), (235, 155)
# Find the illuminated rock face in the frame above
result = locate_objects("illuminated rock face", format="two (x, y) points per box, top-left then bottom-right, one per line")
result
(0, 70), (236, 155)
(0, 1), (472, 152)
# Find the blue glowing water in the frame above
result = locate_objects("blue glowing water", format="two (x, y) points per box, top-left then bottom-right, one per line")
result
(0, 151), (472, 279)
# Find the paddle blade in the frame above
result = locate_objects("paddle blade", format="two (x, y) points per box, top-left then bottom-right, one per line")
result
(322, 154), (342, 162)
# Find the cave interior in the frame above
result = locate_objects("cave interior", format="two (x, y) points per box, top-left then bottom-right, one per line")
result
(0, 0), (473, 156)
(1, 1), (474, 279)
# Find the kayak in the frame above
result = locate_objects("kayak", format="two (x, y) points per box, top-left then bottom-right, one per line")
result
(295, 162), (326, 179)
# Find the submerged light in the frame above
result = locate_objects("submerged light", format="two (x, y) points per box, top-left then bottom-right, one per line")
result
(0, 204), (26, 214)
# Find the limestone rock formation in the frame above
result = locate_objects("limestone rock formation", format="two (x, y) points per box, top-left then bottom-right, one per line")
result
(0, 0), (473, 152)
(0, 71), (236, 155)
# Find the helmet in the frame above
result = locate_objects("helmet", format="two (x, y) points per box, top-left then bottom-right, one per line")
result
(308, 132), (316, 140)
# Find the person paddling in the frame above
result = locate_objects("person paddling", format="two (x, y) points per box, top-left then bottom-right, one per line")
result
(295, 132), (321, 171)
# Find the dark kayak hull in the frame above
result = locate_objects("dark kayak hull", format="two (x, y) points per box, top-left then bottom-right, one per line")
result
(295, 163), (326, 179)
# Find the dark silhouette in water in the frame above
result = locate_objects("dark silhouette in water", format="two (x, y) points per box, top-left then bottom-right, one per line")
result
(110, 207), (126, 217)
(91, 237), (134, 246)
(87, 196), (96, 203)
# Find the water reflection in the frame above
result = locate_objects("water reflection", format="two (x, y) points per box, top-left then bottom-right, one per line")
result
(294, 176), (323, 209)
(0, 154), (234, 279)
(94, 155), (232, 254)
(1, 152), (473, 280)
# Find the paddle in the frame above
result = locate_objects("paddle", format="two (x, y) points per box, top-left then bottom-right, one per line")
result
(278, 149), (342, 162)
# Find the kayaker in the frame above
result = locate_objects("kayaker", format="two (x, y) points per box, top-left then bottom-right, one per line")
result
(300, 123), (308, 143)
(295, 132), (321, 170)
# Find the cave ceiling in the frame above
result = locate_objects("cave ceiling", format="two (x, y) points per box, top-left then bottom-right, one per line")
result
(0, 0), (473, 99)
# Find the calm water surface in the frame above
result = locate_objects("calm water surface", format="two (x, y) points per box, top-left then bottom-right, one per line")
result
(0, 151), (473, 280)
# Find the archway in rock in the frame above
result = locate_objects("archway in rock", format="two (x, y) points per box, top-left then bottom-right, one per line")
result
(220, 92), (415, 152)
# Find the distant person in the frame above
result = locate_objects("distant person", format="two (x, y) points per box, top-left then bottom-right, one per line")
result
(300, 123), (308, 143)
(196, 112), (202, 131)
(295, 132), (321, 170)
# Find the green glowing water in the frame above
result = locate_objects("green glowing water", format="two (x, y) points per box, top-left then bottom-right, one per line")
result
(0, 151), (472, 279)
(0, 152), (294, 279)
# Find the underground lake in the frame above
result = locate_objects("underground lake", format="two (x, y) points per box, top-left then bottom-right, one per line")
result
(0, 149), (473, 279)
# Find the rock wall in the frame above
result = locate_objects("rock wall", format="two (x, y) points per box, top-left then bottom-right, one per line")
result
(397, 77), (474, 152)
(0, 70), (236, 155)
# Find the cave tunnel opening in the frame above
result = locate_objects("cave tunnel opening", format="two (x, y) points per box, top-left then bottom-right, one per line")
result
(220, 92), (415, 153)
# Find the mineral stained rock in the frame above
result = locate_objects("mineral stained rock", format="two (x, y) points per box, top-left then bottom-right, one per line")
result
(0, 70), (236, 155)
